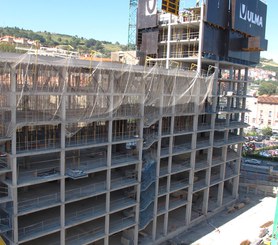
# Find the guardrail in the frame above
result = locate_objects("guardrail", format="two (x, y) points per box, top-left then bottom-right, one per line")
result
(16, 139), (59, 152)
(66, 156), (107, 171)
(111, 176), (137, 189)
(111, 154), (139, 166)
(170, 180), (189, 192)
(66, 203), (105, 225)
(65, 134), (108, 147)
(65, 181), (106, 201)
(18, 217), (60, 240)
(18, 166), (60, 183)
(110, 216), (135, 233)
(172, 143), (192, 154)
(196, 140), (210, 148)
(66, 226), (105, 245)
(18, 193), (60, 213)
(159, 32), (199, 42)
(110, 197), (136, 211)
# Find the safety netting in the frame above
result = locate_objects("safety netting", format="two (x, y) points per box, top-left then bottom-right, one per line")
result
(0, 52), (215, 140)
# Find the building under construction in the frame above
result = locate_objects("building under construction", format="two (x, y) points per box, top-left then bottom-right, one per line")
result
(0, 0), (267, 244)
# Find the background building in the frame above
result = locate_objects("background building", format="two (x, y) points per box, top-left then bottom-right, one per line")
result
(246, 95), (278, 130)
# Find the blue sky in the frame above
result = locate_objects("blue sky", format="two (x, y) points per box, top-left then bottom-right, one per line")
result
(0, 0), (277, 61)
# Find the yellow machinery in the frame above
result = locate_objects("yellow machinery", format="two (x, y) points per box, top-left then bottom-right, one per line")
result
(0, 236), (6, 245)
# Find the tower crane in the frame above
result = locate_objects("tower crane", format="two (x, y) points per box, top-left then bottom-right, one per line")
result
(127, 0), (138, 50)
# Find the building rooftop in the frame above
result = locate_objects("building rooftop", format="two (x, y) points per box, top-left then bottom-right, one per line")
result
(258, 95), (278, 104)
(0, 51), (199, 77)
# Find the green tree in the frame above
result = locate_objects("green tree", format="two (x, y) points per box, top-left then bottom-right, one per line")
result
(94, 41), (104, 52)
(70, 36), (80, 48)
(0, 43), (16, 52)
(261, 126), (272, 136)
(0, 26), (127, 56)
(45, 33), (52, 46)
(85, 38), (96, 48)
(258, 82), (277, 95)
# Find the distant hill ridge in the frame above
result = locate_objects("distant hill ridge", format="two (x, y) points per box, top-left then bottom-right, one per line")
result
(0, 26), (128, 57)
(258, 58), (278, 73)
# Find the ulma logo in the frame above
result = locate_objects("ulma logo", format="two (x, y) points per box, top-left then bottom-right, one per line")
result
(146, 0), (156, 16)
(239, 3), (263, 27)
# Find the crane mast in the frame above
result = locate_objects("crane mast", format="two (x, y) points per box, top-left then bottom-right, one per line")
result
(128, 0), (138, 50)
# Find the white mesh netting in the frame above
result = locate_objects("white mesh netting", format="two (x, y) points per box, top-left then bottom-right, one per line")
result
(0, 52), (215, 139)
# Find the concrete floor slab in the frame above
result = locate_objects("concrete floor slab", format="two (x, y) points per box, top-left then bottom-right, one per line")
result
(169, 194), (276, 245)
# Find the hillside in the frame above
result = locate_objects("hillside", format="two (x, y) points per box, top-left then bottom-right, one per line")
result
(0, 27), (128, 57)
(256, 58), (278, 73)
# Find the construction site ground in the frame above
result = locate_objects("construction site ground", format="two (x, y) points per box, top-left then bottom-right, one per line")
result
(163, 192), (277, 245)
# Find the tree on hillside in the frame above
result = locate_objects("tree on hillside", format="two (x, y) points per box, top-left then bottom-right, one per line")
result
(70, 36), (81, 49)
(0, 26), (128, 55)
(85, 38), (97, 48)
(94, 41), (104, 52)
(261, 126), (272, 137)
(0, 43), (16, 52)
(258, 82), (277, 95)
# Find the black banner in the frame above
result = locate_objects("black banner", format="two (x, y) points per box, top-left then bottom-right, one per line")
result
(206, 0), (229, 28)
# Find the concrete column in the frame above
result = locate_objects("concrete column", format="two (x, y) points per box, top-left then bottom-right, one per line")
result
(197, 2), (205, 75)
(190, 47), (203, 223)
(104, 119), (112, 245)
(241, 67), (248, 123)
(163, 212), (168, 236)
(186, 148), (195, 226)
(202, 169), (210, 215)
(219, 157), (226, 205)
(133, 72), (145, 245)
(233, 143), (243, 199)
(203, 60), (220, 215)
(104, 71), (114, 245)
(10, 66), (18, 244)
(235, 69), (241, 122)
(166, 14), (172, 69)
(202, 188), (209, 215)
(60, 66), (67, 245)
(205, 60), (220, 212)
(152, 75), (164, 241)
(104, 190), (110, 245)
(212, 61), (219, 111)
(217, 182), (224, 206)
(205, 66), (218, 213)
(216, 145), (226, 206)
(152, 120), (160, 240)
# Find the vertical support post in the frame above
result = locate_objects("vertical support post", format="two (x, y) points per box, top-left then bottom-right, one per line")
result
(242, 67), (248, 123)
(104, 70), (114, 245)
(10, 65), (18, 244)
(60, 65), (67, 245)
(166, 14), (172, 69)
(197, 2), (204, 75)
(134, 71), (144, 245)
